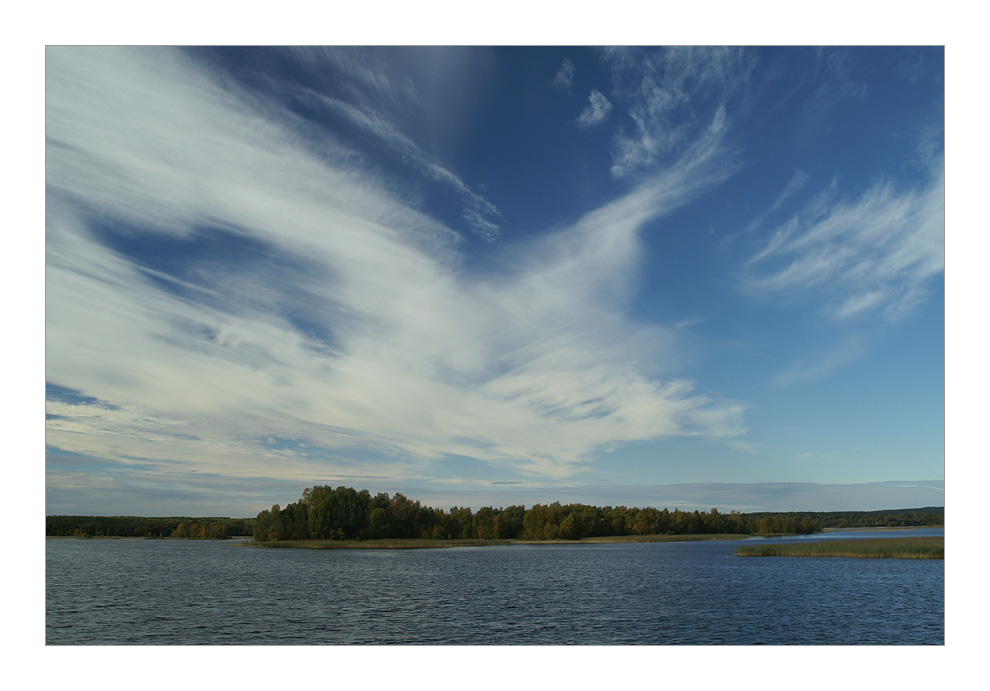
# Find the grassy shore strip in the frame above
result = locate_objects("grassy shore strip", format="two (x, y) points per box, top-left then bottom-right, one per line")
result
(243, 533), (746, 549)
(734, 536), (943, 559)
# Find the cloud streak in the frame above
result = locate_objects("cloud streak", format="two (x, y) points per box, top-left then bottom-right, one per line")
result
(45, 47), (746, 491)
(746, 159), (944, 321)
(291, 83), (503, 241)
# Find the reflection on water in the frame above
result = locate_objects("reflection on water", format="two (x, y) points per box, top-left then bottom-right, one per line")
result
(46, 528), (943, 645)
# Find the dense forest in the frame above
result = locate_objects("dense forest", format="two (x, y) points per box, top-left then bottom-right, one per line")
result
(45, 515), (255, 539)
(250, 485), (803, 542)
(45, 494), (943, 541)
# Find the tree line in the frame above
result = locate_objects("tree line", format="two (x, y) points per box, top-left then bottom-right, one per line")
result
(45, 515), (255, 539)
(45, 496), (941, 541)
(744, 507), (943, 530)
(251, 485), (815, 542)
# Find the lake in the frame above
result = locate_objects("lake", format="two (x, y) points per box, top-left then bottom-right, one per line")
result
(46, 528), (943, 645)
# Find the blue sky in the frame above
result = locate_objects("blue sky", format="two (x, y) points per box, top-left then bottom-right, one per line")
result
(44, 46), (945, 516)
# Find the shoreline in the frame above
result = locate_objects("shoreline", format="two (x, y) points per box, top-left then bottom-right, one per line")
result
(47, 526), (942, 546)
(242, 534), (762, 549)
(821, 525), (944, 532)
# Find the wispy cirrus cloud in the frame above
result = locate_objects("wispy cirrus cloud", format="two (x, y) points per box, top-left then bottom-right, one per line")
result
(745, 159), (944, 321)
(604, 47), (754, 178)
(269, 47), (503, 241)
(292, 86), (502, 240)
(768, 168), (810, 215)
(770, 335), (869, 387)
(738, 169), (811, 241)
(45, 47), (746, 492)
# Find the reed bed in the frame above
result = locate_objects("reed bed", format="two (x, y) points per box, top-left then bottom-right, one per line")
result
(734, 536), (943, 559)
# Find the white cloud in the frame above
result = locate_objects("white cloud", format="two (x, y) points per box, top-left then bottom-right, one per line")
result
(45, 47), (745, 490)
(292, 85), (502, 240)
(767, 169), (810, 216)
(577, 89), (613, 128)
(606, 47), (752, 178)
(746, 159), (944, 322)
(553, 58), (575, 90)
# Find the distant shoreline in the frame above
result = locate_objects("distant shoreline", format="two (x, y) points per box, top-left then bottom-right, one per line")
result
(45, 535), (252, 541)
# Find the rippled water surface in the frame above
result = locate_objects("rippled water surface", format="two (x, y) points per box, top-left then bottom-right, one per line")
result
(46, 529), (943, 644)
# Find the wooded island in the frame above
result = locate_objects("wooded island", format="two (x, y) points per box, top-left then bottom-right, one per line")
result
(45, 486), (943, 541)
(248, 486), (943, 543)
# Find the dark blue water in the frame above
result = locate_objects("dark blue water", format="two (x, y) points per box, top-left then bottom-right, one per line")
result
(46, 529), (943, 645)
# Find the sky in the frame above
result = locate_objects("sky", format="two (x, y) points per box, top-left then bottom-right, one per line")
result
(44, 46), (945, 516)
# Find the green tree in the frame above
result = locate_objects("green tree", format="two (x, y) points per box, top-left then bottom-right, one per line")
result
(369, 507), (392, 539)
(473, 507), (496, 539)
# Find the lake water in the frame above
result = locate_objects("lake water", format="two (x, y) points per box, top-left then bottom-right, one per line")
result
(46, 528), (943, 645)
